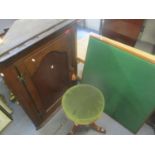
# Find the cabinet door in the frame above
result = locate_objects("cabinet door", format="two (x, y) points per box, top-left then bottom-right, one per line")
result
(15, 31), (76, 116)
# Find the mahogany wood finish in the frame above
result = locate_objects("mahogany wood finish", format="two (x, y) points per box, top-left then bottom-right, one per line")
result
(101, 19), (144, 46)
(0, 22), (77, 128)
(32, 51), (70, 111)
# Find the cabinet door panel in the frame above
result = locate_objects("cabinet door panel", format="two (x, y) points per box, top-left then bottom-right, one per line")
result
(32, 51), (70, 111)
(14, 63), (45, 114)
(24, 32), (73, 76)
(15, 32), (75, 114)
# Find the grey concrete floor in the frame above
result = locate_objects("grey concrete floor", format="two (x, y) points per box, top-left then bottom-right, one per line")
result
(1, 101), (154, 135)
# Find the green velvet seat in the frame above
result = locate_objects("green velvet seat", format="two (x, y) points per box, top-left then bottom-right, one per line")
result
(62, 84), (105, 125)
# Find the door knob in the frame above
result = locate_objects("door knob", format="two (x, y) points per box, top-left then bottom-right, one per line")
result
(32, 58), (36, 62)
(0, 73), (4, 77)
(50, 65), (54, 69)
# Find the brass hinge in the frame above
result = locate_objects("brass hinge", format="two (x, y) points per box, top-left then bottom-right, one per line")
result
(14, 66), (26, 83)
(17, 73), (25, 82)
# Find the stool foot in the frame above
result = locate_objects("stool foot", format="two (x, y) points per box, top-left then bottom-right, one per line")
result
(89, 122), (106, 134)
(68, 124), (79, 135)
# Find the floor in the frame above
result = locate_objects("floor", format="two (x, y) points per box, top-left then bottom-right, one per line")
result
(1, 101), (154, 135)
(1, 27), (154, 135)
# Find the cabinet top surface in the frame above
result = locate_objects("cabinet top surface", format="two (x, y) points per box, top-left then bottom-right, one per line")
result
(0, 19), (76, 63)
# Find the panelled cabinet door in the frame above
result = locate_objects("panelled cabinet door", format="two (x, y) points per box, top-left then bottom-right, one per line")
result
(32, 51), (70, 111)
(15, 32), (75, 116)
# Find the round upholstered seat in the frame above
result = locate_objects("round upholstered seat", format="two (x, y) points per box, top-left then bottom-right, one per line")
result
(62, 84), (105, 125)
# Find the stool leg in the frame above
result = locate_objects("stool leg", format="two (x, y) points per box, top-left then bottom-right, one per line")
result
(68, 124), (79, 135)
(89, 122), (106, 134)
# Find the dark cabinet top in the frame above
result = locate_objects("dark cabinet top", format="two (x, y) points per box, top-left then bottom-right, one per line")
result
(0, 19), (76, 63)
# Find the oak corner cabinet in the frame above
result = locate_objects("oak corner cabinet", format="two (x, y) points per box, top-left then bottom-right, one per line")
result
(0, 20), (77, 128)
